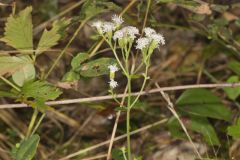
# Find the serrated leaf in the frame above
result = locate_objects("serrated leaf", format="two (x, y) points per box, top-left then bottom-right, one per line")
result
(71, 52), (89, 70)
(176, 89), (231, 121)
(11, 134), (40, 160)
(36, 18), (70, 55)
(1, 6), (33, 54)
(12, 56), (35, 86)
(77, 58), (117, 77)
(21, 81), (62, 102)
(224, 76), (240, 100)
(227, 118), (240, 138)
(0, 56), (33, 76)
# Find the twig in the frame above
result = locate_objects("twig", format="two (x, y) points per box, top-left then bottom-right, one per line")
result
(0, 83), (239, 109)
(59, 118), (168, 160)
(155, 83), (203, 159)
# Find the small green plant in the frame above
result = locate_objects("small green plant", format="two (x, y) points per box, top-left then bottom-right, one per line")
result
(91, 15), (165, 159)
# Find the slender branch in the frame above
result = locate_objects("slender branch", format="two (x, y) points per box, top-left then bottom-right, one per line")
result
(0, 76), (20, 92)
(1, 82), (239, 109)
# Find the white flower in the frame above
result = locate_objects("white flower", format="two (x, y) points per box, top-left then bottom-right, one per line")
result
(113, 30), (124, 40)
(151, 33), (165, 46)
(113, 26), (139, 41)
(102, 22), (116, 33)
(112, 14), (124, 26)
(135, 37), (150, 50)
(108, 64), (119, 73)
(144, 27), (156, 37)
(109, 79), (118, 88)
(91, 21), (103, 32)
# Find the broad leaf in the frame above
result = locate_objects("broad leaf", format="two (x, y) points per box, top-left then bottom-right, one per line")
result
(224, 76), (240, 100)
(176, 89), (231, 121)
(1, 6), (33, 54)
(0, 56), (33, 76)
(11, 134), (40, 160)
(227, 118), (240, 138)
(112, 148), (125, 160)
(76, 58), (117, 77)
(21, 81), (62, 102)
(168, 116), (220, 145)
(36, 18), (71, 55)
(71, 52), (89, 70)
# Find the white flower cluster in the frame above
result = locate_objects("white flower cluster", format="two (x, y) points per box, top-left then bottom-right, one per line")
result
(108, 64), (119, 89)
(91, 14), (124, 34)
(113, 26), (139, 41)
(136, 27), (165, 50)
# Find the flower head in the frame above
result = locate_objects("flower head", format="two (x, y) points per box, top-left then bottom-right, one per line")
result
(109, 79), (118, 88)
(91, 21), (103, 33)
(102, 22), (116, 33)
(144, 27), (156, 37)
(151, 33), (165, 46)
(112, 14), (124, 26)
(113, 26), (139, 41)
(135, 37), (150, 50)
(108, 64), (119, 73)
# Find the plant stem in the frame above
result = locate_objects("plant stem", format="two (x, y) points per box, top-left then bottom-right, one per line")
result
(26, 108), (38, 138)
(0, 76), (20, 92)
(31, 112), (46, 136)
(126, 76), (132, 160)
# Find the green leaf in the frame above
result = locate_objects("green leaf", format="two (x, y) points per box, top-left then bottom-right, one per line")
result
(0, 56), (33, 76)
(168, 116), (220, 145)
(21, 81), (62, 102)
(227, 118), (240, 138)
(176, 89), (231, 121)
(12, 56), (35, 86)
(1, 6), (33, 54)
(71, 52), (89, 70)
(77, 58), (117, 77)
(112, 148), (125, 160)
(36, 18), (71, 55)
(11, 134), (40, 160)
(228, 60), (240, 76)
(224, 76), (240, 100)
(62, 71), (80, 82)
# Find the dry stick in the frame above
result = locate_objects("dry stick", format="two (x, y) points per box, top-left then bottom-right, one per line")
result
(59, 118), (168, 160)
(155, 83), (203, 159)
(33, 0), (86, 35)
(107, 87), (128, 160)
(1, 82), (240, 109)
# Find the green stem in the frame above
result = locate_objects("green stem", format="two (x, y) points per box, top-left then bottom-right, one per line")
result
(26, 108), (38, 138)
(130, 65), (149, 109)
(31, 113), (46, 137)
(127, 76), (132, 160)
(0, 76), (20, 92)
